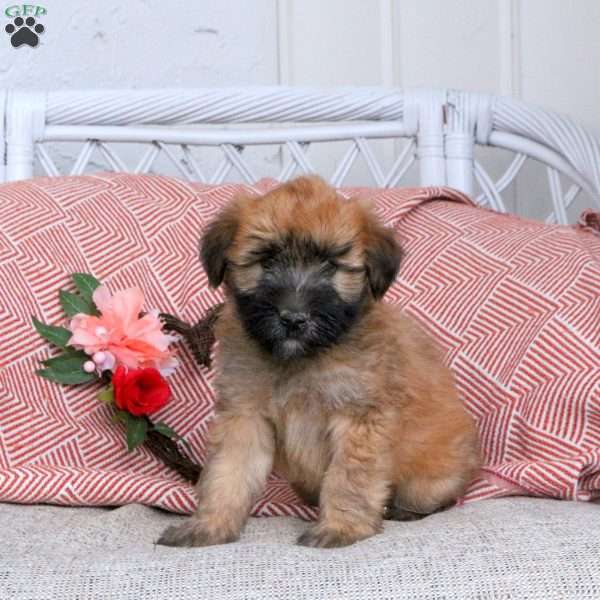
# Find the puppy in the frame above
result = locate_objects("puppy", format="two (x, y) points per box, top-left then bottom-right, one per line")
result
(159, 176), (480, 549)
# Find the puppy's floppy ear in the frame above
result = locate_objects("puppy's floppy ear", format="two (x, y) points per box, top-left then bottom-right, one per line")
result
(364, 217), (403, 300)
(200, 201), (241, 287)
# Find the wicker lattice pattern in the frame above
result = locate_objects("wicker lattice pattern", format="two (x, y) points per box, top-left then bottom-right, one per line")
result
(34, 136), (418, 189)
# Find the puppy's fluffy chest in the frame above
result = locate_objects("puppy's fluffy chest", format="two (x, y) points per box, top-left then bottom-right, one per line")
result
(267, 360), (379, 503)
(271, 361), (369, 411)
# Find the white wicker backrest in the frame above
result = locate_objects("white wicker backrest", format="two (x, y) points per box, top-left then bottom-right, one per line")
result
(2, 87), (600, 225)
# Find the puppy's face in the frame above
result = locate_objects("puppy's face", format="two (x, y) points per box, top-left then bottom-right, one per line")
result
(200, 177), (401, 360)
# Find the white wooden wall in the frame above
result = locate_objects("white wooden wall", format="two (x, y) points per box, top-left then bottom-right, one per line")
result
(1, 0), (599, 219)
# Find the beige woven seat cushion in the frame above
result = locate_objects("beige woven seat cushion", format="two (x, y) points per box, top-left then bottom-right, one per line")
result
(1, 497), (598, 600)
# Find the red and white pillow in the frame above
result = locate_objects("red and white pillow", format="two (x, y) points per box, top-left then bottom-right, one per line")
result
(0, 173), (598, 517)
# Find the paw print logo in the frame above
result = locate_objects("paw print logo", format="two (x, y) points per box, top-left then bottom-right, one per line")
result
(5, 16), (44, 48)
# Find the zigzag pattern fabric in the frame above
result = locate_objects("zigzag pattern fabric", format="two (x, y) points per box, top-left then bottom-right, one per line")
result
(0, 174), (598, 517)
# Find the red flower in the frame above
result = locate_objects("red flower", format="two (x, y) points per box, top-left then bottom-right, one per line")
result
(112, 366), (171, 416)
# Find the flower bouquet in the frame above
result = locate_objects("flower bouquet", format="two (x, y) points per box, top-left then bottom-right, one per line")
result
(32, 273), (205, 482)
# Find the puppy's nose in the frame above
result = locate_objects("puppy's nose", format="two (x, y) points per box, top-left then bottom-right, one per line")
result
(280, 309), (308, 331)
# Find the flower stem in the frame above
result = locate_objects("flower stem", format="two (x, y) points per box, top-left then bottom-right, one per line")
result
(144, 417), (202, 484)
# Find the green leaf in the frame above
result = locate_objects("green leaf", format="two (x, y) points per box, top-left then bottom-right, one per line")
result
(126, 415), (148, 452)
(59, 290), (99, 317)
(151, 422), (189, 450)
(97, 385), (114, 404)
(72, 273), (101, 304)
(32, 316), (72, 348)
(38, 350), (95, 384)
(36, 367), (97, 385)
(42, 350), (88, 372)
(112, 409), (129, 424)
(152, 422), (177, 438)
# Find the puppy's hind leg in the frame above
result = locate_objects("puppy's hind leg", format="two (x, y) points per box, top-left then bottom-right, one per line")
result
(388, 405), (480, 522)
(386, 474), (465, 521)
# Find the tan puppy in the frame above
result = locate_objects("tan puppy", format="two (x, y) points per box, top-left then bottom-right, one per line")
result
(159, 176), (480, 549)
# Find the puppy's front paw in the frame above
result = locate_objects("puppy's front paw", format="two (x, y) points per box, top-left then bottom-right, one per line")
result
(157, 519), (238, 548)
(297, 524), (371, 549)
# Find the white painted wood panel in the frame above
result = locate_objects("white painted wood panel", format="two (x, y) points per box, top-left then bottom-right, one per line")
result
(520, 0), (600, 136)
(279, 0), (389, 86)
(0, 0), (279, 87)
(394, 0), (502, 92)
(517, 0), (600, 219)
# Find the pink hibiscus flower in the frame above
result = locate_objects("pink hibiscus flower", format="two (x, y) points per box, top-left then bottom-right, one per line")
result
(67, 285), (178, 376)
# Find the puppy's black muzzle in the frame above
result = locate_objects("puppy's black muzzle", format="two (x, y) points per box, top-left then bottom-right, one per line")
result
(234, 260), (363, 359)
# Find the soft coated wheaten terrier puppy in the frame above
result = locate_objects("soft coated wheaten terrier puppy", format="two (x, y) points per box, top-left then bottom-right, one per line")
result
(159, 176), (480, 549)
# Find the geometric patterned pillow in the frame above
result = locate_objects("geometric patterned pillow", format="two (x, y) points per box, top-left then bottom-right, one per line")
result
(0, 174), (598, 519)
(365, 185), (600, 503)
